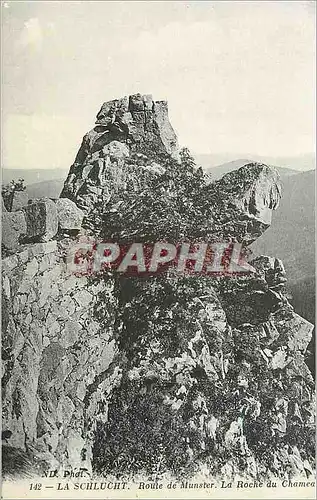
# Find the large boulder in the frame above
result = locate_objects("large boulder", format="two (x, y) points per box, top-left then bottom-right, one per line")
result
(206, 163), (282, 243)
(2, 211), (27, 252)
(55, 198), (84, 231)
(11, 191), (29, 212)
(23, 199), (58, 242)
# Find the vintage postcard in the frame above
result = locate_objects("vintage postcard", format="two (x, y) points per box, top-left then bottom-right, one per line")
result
(1, 1), (315, 499)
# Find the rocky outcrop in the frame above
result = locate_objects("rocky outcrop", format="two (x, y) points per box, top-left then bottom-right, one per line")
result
(2, 94), (315, 482)
(206, 163), (282, 243)
(60, 96), (281, 244)
(92, 272), (315, 479)
(61, 94), (179, 214)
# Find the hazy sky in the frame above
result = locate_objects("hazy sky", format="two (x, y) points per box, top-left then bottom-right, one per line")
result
(2, 1), (316, 170)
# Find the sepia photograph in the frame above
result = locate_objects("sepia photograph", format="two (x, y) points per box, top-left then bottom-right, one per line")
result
(1, 1), (316, 498)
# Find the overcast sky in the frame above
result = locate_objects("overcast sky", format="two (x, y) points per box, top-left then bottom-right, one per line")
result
(2, 1), (316, 170)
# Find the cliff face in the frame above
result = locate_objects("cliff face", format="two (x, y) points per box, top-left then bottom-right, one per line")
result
(2, 94), (315, 481)
(2, 241), (117, 475)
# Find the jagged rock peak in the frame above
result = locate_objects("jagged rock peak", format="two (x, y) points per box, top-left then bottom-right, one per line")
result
(83, 93), (177, 158)
(60, 93), (179, 211)
(95, 94), (178, 154)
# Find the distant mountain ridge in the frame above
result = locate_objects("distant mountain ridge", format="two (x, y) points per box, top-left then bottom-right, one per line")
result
(194, 152), (315, 173)
(25, 179), (64, 199)
(201, 159), (299, 182)
(252, 169), (315, 282)
(2, 168), (68, 186)
(2, 168), (67, 200)
(2, 151), (315, 187)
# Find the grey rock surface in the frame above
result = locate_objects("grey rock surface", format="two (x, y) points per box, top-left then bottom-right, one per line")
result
(2, 211), (27, 252)
(11, 191), (29, 212)
(23, 199), (58, 242)
(55, 198), (84, 230)
(60, 93), (179, 213)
